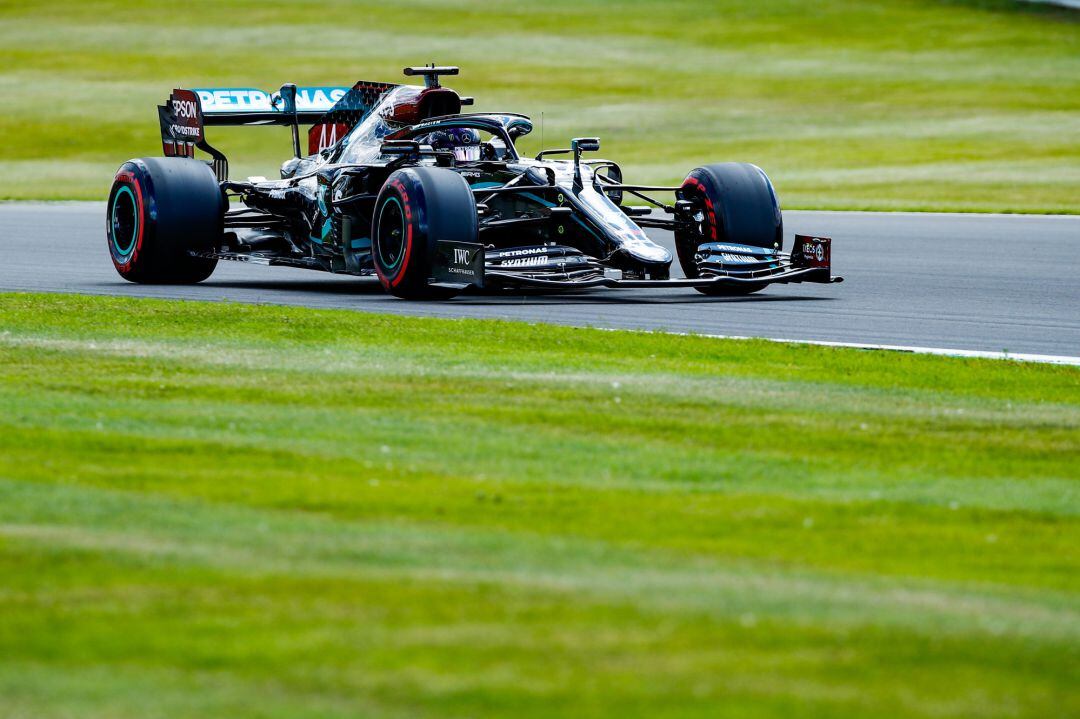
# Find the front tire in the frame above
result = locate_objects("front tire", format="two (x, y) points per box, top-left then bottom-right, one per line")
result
(371, 167), (478, 300)
(107, 157), (222, 284)
(675, 162), (782, 296)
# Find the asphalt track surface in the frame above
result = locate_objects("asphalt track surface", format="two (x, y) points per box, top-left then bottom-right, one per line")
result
(1, 203), (1078, 358)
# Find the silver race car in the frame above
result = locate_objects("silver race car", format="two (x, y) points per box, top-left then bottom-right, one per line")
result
(107, 65), (840, 299)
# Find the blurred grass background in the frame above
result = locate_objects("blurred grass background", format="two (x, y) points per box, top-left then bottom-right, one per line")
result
(0, 0), (1077, 211)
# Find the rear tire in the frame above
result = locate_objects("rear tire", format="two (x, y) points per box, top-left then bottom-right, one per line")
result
(107, 157), (222, 284)
(372, 167), (478, 300)
(675, 162), (782, 296)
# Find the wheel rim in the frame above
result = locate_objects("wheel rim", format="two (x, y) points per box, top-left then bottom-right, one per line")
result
(376, 196), (407, 271)
(110, 185), (139, 258)
(683, 180), (716, 242)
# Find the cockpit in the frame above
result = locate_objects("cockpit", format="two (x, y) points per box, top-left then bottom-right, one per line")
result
(397, 123), (518, 163)
(331, 83), (531, 166)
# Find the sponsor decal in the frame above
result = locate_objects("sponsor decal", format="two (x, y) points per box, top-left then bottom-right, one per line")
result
(718, 253), (760, 264)
(794, 234), (831, 268)
(172, 97), (198, 120)
(308, 122), (351, 154)
(709, 243), (766, 255)
(498, 246), (549, 258)
(500, 256), (549, 268)
(434, 241), (484, 285)
(169, 123), (200, 139)
(192, 87), (349, 114)
(160, 89), (204, 153)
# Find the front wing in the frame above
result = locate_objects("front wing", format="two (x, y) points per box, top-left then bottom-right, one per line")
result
(431, 235), (842, 291)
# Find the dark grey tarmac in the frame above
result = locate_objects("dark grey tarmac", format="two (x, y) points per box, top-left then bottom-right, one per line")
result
(2, 203), (1077, 357)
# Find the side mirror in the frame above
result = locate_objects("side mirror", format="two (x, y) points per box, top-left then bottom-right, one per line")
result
(571, 138), (600, 189)
(571, 137), (600, 153)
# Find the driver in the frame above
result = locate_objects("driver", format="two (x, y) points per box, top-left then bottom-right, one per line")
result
(420, 128), (482, 162)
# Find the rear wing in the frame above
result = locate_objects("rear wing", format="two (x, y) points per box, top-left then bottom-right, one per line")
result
(158, 84), (352, 181)
(158, 66), (468, 182)
(193, 86), (350, 124)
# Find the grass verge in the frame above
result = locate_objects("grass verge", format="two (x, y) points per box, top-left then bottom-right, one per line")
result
(0, 0), (1077, 211)
(0, 292), (1077, 718)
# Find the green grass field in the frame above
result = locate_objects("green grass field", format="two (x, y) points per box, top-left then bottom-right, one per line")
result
(0, 0), (1077, 211)
(0, 293), (1077, 718)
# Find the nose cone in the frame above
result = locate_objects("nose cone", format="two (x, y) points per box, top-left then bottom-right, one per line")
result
(575, 184), (672, 266)
(619, 231), (672, 264)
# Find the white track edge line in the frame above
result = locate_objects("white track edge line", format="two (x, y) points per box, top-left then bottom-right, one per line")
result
(597, 328), (1080, 366)
(790, 210), (1080, 220)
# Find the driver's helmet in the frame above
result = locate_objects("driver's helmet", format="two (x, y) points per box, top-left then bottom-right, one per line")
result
(423, 127), (482, 162)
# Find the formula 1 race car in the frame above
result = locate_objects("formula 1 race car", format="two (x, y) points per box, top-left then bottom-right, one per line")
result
(107, 65), (841, 299)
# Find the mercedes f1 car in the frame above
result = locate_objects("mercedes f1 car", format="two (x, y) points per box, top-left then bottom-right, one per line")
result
(107, 65), (841, 299)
